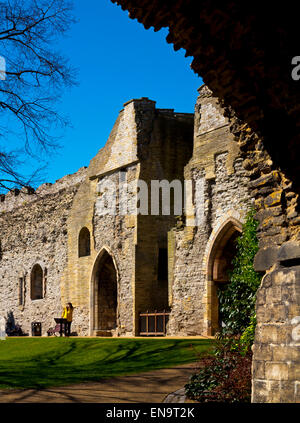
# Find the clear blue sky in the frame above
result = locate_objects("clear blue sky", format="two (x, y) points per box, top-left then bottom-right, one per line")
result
(15, 0), (202, 186)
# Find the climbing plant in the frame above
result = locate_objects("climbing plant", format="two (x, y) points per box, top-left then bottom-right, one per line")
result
(218, 208), (261, 335)
(185, 209), (261, 403)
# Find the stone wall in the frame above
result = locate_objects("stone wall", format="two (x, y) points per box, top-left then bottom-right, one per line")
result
(225, 109), (300, 403)
(2, 79), (298, 401)
(252, 249), (300, 402)
(59, 99), (144, 336)
(135, 107), (194, 332)
(110, 0), (300, 402)
(218, 101), (300, 402)
(92, 167), (138, 336)
(56, 97), (193, 336)
(0, 168), (86, 335)
(0, 97), (190, 337)
(167, 86), (252, 336)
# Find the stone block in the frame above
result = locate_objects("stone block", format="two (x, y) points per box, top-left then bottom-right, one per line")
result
(268, 381), (296, 403)
(264, 190), (283, 208)
(256, 288), (266, 306)
(287, 364), (300, 381)
(273, 268), (294, 282)
(254, 246), (279, 272)
(269, 303), (288, 323)
(278, 240), (300, 261)
(252, 343), (273, 361)
(252, 360), (265, 379)
(256, 306), (269, 323)
(265, 285), (282, 305)
(272, 345), (300, 362)
(256, 324), (287, 344)
(125, 215), (136, 228)
(265, 362), (289, 381)
(252, 379), (269, 403)
(295, 382), (300, 402)
(249, 171), (280, 189)
(255, 205), (282, 223)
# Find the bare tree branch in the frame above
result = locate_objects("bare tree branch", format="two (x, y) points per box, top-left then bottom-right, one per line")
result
(0, 0), (76, 193)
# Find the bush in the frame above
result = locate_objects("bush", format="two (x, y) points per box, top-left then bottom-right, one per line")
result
(185, 337), (252, 403)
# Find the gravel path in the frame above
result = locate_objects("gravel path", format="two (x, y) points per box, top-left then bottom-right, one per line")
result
(0, 362), (198, 403)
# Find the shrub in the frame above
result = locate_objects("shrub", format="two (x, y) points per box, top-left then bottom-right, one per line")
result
(185, 337), (252, 403)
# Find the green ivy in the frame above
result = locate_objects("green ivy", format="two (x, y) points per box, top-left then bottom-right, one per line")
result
(239, 314), (257, 354)
(218, 208), (261, 335)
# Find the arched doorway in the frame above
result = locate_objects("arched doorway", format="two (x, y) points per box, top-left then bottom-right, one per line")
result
(206, 217), (242, 335)
(91, 249), (118, 335)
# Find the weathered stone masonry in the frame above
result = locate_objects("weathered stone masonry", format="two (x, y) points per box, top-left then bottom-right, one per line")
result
(0, 87), (253, 340)
(168, 86), (252, 336)
(110, 0), (300, 403)
(225, 105), (300, 403)
(0, 97), (195, 337)
(3, 83), (297, 403)
(0, 169), (87, 336)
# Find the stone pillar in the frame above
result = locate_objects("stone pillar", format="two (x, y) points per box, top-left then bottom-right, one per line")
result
(252, 241), (300, 402)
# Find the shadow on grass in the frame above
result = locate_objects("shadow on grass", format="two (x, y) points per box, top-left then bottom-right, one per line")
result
(0, 338), (214, 390)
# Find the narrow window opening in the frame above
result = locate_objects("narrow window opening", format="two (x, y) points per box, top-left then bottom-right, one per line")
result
(31, 264), (43, 300)
(19, 277), (24, 305)
(78, 227), (91, 257)
(158, 248), (168, 281)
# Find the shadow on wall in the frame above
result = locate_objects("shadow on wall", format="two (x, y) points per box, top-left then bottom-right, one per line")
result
(5, 311), (28, 336)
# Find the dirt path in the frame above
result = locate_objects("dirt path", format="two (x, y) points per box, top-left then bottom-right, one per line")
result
(0, 362), (198, 403)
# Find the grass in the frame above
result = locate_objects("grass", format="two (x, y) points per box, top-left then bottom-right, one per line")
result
(0, 338), (214, 390)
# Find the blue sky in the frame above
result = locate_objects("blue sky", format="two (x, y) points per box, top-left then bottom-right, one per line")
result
(11, 0), (202, 186)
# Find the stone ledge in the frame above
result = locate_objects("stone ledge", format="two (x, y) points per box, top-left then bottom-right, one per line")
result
(254, 246), (279, 272)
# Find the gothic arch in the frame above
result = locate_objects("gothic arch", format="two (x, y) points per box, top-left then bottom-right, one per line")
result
(90, 246), (119, 335)
(203, 211), (243, 335)
(30, 263), (44, 300)
(78, 227), (91, 257)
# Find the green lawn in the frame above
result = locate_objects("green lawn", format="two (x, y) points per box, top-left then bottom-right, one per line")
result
(0, 338), (214, 390)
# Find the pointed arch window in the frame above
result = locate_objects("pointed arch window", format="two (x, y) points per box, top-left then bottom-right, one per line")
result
(206, 218), (242, 335)
(31, 264), (43, 300)
(78, 227), (91, 257)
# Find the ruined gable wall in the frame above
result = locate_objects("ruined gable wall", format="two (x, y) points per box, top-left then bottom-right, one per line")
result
(189, 93), (300, 401)
(92, 164), (138, 336)
(134, 108), (194, 331)
(167, 86), (252, 336)
(87, 97), (194, 336)
(0, 168), (87, 336)
(60, 100), (143, 336)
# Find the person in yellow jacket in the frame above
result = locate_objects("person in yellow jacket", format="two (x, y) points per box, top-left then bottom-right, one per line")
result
(61, 302), (73, 336)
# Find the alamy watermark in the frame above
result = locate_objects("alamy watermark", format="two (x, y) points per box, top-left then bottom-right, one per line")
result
(0, 316), (6, 340)
(291, 316), (300, 342)
(0, 55), (6, 80)
(291, 56), (300, 81)
(95, 172), (205, 226)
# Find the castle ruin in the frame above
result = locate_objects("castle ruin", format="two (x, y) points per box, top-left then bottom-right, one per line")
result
(0, 86), (252, 338)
